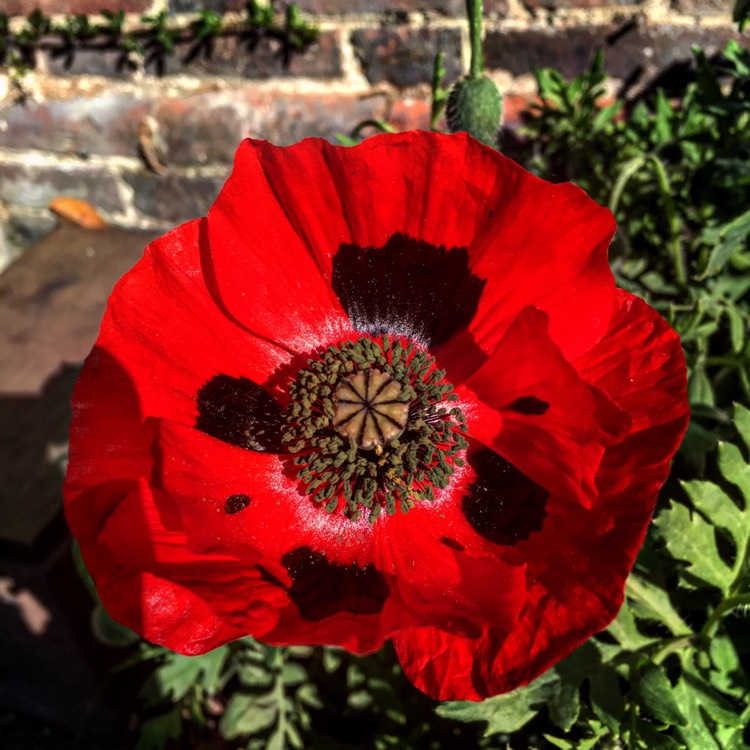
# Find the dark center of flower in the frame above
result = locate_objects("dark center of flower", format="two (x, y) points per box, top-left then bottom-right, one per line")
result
(282, 336), (467, 523)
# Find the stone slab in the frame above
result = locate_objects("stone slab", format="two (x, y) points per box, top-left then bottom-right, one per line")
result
(0, 221), (158, 550)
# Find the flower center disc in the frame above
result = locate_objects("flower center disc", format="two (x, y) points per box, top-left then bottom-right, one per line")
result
(332, 369), (409, 450)
(282, 336), (467, 523)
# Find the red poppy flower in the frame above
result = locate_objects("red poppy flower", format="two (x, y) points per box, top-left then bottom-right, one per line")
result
(64, 131), (688, 701)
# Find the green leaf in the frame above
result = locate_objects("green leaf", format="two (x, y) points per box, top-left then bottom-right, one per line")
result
(679, 415), (750, 590)
(296, 683), (323, 709)
(683, 664), (745, 728)
(91, 603), (139, 647)
(633, 661), (687, 727)
(699, 207), (750, 278)
(625, 575), (691, 636)
(547, 681), (580, 732)
(633, 719), (685, 750)
(654, 500), (733, 594)
(733, 0), (750, 31)
(266, 726), (285, 750)
(155, 654), (207, 702)
(689, 367), (715, 407)
(725, 306), (745, 354)
(237, 660), (274, 689)
(607, 599), (657, 651)
(322, 647), (342, 673)
(196, 646), (229, 695)
(347, 689), (374, 710)
(544, 735), (576, 750)
(282, 662), (307, 687)
(588, 664), (625, 732)
(135, 709), (182, 750)
(152, 648), (228, 703)
(674, 678), (721, 750)
(219, 694), (278, 739)
(436, 670), (558, 734)
(733, 402), (750, 453)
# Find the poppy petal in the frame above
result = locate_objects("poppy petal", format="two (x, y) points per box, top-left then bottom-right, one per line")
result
(393, 291), (688, 701)
(99, 219), (291, 429)
(68, 480), (282, 655)
(460, 306), (631, 506)
(156, 420), (403, 653)
(216, 134), (614, 364)
(156, 421), (532, 648)
(207, 142), (354, 352)
(458, 177), (616, 372)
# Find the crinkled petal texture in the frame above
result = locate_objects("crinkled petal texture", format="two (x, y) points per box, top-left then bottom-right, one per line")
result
(64, 132), (688, 700)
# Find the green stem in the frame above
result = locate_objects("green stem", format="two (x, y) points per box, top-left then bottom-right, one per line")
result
(700, 593), (750, 640)
(647, 154), (687, 289)
(609, 155), (646, 216)
(652, 634), (695, 665)
(466, 0), (483, 79)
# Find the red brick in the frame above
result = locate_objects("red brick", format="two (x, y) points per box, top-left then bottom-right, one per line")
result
(3, 0), (154, 16)
(155, 90), (390, 165)
(0, 95), (151, 157)
(501, 93), (536, 128)
(387, 97), (433, 132)
(352, 27), (462, 87)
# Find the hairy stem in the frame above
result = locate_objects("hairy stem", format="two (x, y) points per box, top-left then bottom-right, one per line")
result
(466, 0), (483, 79)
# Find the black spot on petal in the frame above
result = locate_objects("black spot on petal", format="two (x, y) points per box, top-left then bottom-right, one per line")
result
(331, 233), (486, 347)
(197, 375), (284, 452)
(440, 536), (465, 552)
(462, 450), (548, 545)
(507, 396), (550, 416)
(224, 494), (251, 515)
(281, 546), (390, 622)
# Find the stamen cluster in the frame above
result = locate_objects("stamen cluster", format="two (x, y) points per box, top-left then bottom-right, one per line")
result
(282, 336), (468, 522)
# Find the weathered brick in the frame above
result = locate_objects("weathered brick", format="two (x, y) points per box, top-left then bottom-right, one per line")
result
(484, 24), (740, 81)
(169, 0), (245, 12)
(0, 162), (129, 215)
(0, 95), (151, 158)
(3, 0), (153, 15)
(41, 31), (341, 79)
(124, 171), (226, 222)
(45, 47), (134, 79)
(289, 0), (508, 14)
(154, 95), (248, 165)
(522, 0), (641, 9)
(352, 27), (462, 87)
(671, 0), (732, 14)
(155, 90), (389, 165)
(148, 30), (342, 78)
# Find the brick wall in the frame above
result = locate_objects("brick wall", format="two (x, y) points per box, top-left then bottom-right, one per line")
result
(0, 0), (741, 267)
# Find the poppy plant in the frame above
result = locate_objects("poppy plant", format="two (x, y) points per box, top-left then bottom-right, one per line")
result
(64, 131), (689, 701)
